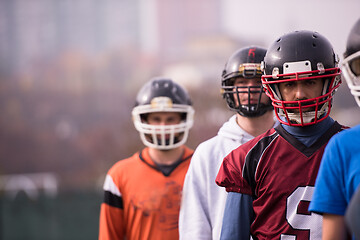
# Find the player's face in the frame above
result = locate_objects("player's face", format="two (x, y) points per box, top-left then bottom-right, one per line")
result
(233, 77), (269, 106)
(146, 112), (182, 140)
(147, 112), (182, 126)
(278, 79), (323, 113)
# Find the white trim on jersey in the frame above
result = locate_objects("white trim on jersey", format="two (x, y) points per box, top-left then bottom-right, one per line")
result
(103, 174), (122, 197)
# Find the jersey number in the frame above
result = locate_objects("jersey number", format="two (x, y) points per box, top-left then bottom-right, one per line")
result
(280, 186), (322, 240)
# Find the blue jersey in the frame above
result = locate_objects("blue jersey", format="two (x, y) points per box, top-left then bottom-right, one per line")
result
(309, 124), (360, 215)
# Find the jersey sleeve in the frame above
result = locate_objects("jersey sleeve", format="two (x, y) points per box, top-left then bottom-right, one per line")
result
(216, 148), (253, 195)
(179, 146), (212, 239)
(98, 174), (125, 240)
(309, 135), (347, 215)
(220, 192), (253, 240)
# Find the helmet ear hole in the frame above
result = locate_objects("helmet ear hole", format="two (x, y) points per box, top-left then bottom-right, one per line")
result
(343, 19), (360, 108)
(180, 113), (187, 121)
(140, 114), (148, 122)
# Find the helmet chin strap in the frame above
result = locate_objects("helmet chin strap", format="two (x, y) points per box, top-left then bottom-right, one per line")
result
(281, 111), (317, 125)
(279, 102), (329, 125)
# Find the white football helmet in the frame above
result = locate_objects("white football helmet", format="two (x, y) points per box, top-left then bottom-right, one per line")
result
(343, 19), (360, 107)
(132, 77), (194, 150)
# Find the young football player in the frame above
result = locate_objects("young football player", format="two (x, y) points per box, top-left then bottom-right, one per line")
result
(216, 30), (347, 239)
(179, 46), (276, 240)
(98, 77), (195, 240)
(309, 18), (360, 240)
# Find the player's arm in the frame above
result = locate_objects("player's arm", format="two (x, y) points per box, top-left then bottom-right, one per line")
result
(98, 175), (125, 240)
(322, 213), (348, 240)
(220, 192), (253, 240)
(99, 203), (124, 240)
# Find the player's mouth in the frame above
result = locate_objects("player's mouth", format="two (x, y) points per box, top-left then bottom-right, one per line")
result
(286, 102), (317, 113)
(241, 98), (260, 105)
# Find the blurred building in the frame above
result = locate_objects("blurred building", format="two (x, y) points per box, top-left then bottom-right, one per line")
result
(0, 0), (249, 187)
(0, 0), (140, 75)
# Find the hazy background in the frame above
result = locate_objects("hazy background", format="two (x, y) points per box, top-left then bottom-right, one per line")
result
(0, 0), (359, 239)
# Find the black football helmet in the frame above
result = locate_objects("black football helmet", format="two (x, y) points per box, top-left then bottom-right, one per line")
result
(261, 30), (341, 126)
(343, 18), (360, 107)
(132, 77), (194, 150)
(221, 46), (273, 117)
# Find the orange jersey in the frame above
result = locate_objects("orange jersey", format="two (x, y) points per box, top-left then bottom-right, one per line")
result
(99, 146), (193, 240)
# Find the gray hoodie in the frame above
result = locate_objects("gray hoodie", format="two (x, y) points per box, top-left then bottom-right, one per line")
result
(179, 115), (255, 240)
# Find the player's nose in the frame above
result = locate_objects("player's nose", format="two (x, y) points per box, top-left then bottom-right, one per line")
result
(294, 85), (307, 100)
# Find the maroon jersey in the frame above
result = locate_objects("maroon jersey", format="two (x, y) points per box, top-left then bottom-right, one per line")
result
(216, 122), (345, 240)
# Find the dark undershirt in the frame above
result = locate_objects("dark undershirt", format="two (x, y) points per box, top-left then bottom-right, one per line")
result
(154, 157), (184, 176)
(281, 116), (335, 147)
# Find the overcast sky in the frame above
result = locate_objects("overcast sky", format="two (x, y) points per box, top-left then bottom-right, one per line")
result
(222, 0), (360, 61)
